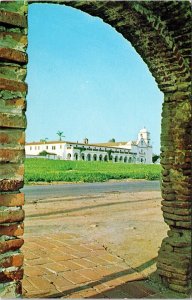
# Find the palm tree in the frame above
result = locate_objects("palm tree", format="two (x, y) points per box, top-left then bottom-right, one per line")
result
(57, 131), (65, 141)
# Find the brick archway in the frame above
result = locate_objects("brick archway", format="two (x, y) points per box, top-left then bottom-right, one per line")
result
(0, 1), (191, 297)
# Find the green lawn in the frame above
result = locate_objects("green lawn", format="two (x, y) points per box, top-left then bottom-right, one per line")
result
(24, 158), (161, 183)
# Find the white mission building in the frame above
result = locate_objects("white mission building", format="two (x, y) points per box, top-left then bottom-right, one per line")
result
(25, 128), (153, 164)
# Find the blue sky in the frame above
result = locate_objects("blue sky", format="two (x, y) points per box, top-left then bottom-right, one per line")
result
(26, 4), (163, 154)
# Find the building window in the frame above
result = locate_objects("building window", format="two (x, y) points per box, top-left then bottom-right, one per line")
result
(38, 146), (40, 150)
(35, 146), (37, 150)
(60, 145), (62, 149)
(52, 146), (56, 150)
(30, 146), (32, 150)
(46, 146), (48, 150)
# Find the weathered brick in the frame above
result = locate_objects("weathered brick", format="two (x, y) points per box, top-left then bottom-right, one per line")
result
(167, 278), (190, 287)
(0, 48), (27, 64)
(0, 112), (26, 128)
(1, 98), (26, 112)
(175, 221), (191, 229)
(0, 268), (23, 283)
(0, 209), (24, 224)
(0, 179), (24, 192)
(157, 264), (190, 280)
(0, 64), (27, 81)
(163, 212), (191, 221)
(0, 32), (27, 50)
(0, 253), (24, 268)
(0, 222), (24, 236)
(0, 163), (24, 178)
(0, 129), (25, 147)
(168, 283), (191, 294)
(162, 200), (191, 209)
(0, 10), (27, 28)
(0, 78), (27, 92)
(0, 149), (25, 163)
(0, 238), (24, 254)
(162, 206), (191, 216)
(0, 193), (24, 206)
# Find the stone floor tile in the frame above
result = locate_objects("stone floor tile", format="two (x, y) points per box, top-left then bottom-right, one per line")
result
(43, 262), (69, 273)
(65, 292), (84, 298)
(27, 276), (53, 291)
(24, 265), (52, 276)
(99, 253), (123, 263)
(79, 288), (100, 298)
(60, 260), (83, 270)
(48, 252), (76, 261)
(68, 244), (92, 253)
(24, 251), (40, 260)
(25, 288), (59, 298)
(73, 258), (97, 268)
(62, 270), (91, 284)
(83, 243), (105, 251)
(25, 257), (53, 266)
(70, 251), (92, 259)
(86, 256), (110, 266)
(57, 247), (80, 257)
(94, 266), (115, 277)
(22, 277), (39, 292)
(119, 272), (146, 283)
(89, 249), (109, 257)
(44, 274), (75, 292)
(76, 268), (103, 281)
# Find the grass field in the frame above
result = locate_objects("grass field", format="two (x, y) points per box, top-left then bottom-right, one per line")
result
(24, 158), (161, 183)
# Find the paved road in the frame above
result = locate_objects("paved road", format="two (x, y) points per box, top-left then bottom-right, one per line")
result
(22, 181), (160, 202)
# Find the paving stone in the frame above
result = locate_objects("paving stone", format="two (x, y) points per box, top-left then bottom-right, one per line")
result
(44, 274), (75, 292)
(22, 277), (39, 292)
(27, 276), (53, 291)
(26, 257), (53, 266)
(24, 265), (52, 276)
(78, 288), (100, 298)
(43, 262), (69, 273)
(60, 260), (84, 271)
(48, 252), (76, 261)
(73, 258), (97, 268)
(99, 253), (123, 263)
(76, 268), (103, 281)
(24, 251), (40, 260)
(86, 256), (110, 266)
(62, 270), (91, 284)
(22, 232), (190, 298)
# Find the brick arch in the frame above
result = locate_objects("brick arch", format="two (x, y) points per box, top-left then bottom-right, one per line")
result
(0, 1), (191, 297)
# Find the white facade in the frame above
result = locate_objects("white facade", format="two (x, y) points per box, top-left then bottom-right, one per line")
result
(25, 128), (153, 164)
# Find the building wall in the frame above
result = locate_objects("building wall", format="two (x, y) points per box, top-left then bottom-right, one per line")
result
(25, 131), (153, 164)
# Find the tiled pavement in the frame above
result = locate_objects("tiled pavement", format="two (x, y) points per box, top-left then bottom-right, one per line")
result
(22, 233), (181, 299)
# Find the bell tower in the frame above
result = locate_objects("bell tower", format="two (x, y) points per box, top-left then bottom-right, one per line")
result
(138, 127), (151, 146)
